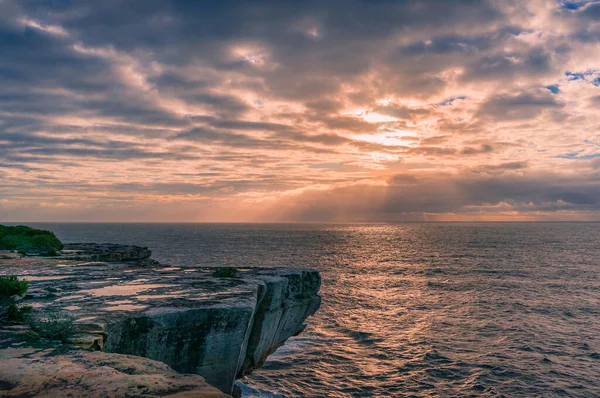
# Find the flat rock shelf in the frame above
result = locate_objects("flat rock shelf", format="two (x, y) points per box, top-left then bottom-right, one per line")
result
(0, 254), (321, 396)
(61, 243), (154, 263)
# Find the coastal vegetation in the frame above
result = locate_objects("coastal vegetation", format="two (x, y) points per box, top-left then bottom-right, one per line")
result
(0, 225), (64, 255)
(0, 275), (32, 322)
(213, 267), (238, 278)
(0, 276), (76, 341)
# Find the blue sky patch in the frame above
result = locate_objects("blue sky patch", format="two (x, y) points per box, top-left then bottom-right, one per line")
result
(556, 150), (600, 160)
(566, 71), (586, 80)
(565, 70), (600, 85)
(439, 96), (467, 106)
(558, 0), (598, 10)
(545, 85), (560, 94)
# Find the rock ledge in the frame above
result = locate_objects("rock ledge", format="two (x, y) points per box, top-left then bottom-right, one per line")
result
(0, 254), (321, 396)
(61, 243), (153, 263)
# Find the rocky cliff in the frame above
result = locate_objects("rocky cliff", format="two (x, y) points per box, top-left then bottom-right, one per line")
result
(0, 253), (321, 396)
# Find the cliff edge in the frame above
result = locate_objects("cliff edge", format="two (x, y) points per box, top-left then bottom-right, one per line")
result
(0, 251), (321, 396)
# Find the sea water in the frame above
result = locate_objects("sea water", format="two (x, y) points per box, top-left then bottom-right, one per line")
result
(26, 222), (600, 397)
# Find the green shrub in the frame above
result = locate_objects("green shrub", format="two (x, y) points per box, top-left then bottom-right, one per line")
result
(30, 234), (63, 254)
(0, 276), (31, 322)
(212, 267), (238, 278)
(2, 235), (28, 250)
(1, 300), (33, 322)
(0, 275), (29, 297)
(0, 225), (63, 255)
(28, 310), (76, 342)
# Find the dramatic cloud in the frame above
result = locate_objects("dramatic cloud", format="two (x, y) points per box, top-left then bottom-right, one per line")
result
(1, 0), (600, 221)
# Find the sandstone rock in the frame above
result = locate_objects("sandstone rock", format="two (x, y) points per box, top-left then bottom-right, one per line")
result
(0, 258), (321, 395)
(238, 269), (321, 377)
(0, 345), (229, 397)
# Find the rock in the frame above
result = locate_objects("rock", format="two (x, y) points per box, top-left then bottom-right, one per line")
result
(0, 258), (321, 395)
(0, 252), (18, 260)
(0, 344), (229, 397)
(238, 269), (321, 377)
(61, 243), (153, 263)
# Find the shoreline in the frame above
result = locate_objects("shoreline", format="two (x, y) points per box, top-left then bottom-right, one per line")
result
(0, 245), (321, 396)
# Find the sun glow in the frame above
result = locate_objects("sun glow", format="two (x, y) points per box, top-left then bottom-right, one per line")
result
(355, 130), (417, 146)
(361, 111), (398, 123)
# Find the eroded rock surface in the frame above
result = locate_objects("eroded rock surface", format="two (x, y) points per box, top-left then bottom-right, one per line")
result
(0, 256), (321, 395)
(0, 339), (228, 397)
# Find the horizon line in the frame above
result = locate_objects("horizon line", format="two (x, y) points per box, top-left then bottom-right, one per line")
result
(3, 221), (600, 224)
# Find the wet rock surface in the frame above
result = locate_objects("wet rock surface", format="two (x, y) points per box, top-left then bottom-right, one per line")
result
(0, 255), (321, 395)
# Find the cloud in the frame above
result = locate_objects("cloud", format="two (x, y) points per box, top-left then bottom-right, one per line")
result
(481, 161), (529, 170)
(1, 0), (600, 221)
(464, 48), (554, 82)
(262, 171), (600, 222)
(461, 144), (494, 155)
(477, 90), (564, 120)
(579, 1), (600, 19)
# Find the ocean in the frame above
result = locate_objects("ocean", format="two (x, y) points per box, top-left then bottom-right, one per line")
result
(23, 222), (600, 397)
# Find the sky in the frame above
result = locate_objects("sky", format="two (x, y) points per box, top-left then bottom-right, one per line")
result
(1, 0), (600, 222)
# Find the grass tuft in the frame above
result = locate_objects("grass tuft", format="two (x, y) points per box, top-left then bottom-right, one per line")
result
(212, 267), (238, 278)
(0, 275), (31, 322)
(0, 275), (29, 297)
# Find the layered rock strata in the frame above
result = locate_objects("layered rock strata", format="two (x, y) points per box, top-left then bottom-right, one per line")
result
(0, 256), (321, 395)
